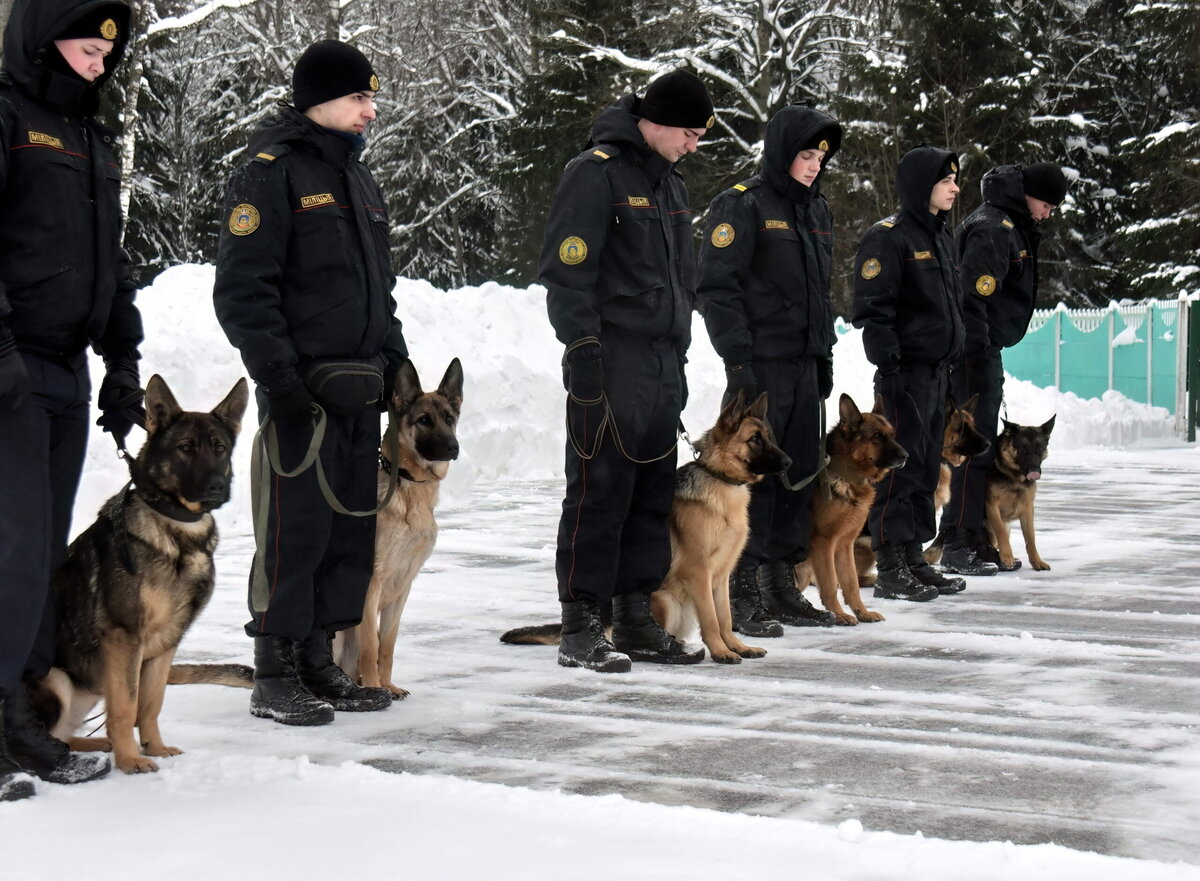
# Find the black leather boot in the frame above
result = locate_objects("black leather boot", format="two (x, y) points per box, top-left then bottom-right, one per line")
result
(761, 560), (835, 627)
(250, 636), (335, 725)
(873, 545), (939, 601)
(0, 693), (36, 801)
(558, 600), (631, 673)
(940, 527), (1001, 576)
(611, 593), (704, 665)
(730, 565), (785, 637)
(294, 629), (392, 712)
(1, 685), (110, 784)
(905, 542), (966, 594)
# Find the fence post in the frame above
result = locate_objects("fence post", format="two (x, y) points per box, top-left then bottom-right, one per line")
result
(1189, 300), (1198, 442)
(1107, 309), (1115, 393)
(1054, 309), (1061, 390)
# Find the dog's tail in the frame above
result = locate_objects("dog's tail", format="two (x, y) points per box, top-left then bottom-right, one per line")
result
(499, 623), (562, 646)
(922, 530), (945, 565)
(168, 663), (254, 688)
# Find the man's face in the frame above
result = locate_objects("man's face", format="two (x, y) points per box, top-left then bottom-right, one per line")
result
(305, 91), (378, 135)
(1026, 195), (1056, 222)
(53, 37), (114, 82)
(789, 148), (827, 186)
(929, 174), (959, 213)
(639, 120), (705, 163)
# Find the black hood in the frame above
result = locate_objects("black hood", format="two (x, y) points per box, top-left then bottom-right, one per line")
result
(246, 104), (360, 166)
(981, 164), (1030, 219)
(2, 0), (131, 114)
(590, 94), (671, 178)
(762, 104), (842, 202)
(897, 144), (959, 228)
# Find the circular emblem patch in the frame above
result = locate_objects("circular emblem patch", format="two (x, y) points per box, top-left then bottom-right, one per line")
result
(711, 223), (735, 248)
(229, 204), (260, 237)
(861, 258), (882, 280)
(559, 236), (587, 265)
(369, 74), (380, 91)
(976, 275), (997, 296)
(100, 18), (118, 40)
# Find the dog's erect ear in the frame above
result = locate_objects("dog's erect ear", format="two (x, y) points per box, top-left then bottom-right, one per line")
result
(872, 393), (884, 415)
(392, 359), (422, 412)
(717, 389), (745, 429)
(437, 358), (464, 413)
(839, 393), (862, 427)
(1040, 414), (1056, 437)
(944, 393), (957, 420)
(144, 375), (182, 436)
(212, 377), (249, 438)
(745, 391), (769, 421)
(1000, 418), (1016, 437)
(962, 393), (980, 415)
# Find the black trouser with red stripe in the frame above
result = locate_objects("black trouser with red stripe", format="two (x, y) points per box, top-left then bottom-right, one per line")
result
(737, 356), (823, 567)
(246, 395), (379, 641)
(940, 350), (1003, 535)
(555, 334), (683, 604)
(869, 363), (948, 550)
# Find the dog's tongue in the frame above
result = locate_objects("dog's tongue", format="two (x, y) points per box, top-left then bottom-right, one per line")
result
(1026, 470), (1041, 481)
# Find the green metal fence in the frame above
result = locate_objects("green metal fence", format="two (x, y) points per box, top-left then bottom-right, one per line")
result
(1003, 299), (1195, 438)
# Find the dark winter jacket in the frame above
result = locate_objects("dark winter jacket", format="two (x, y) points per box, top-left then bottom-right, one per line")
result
(957, 165), (1039, 352)
(698, 105), (840, 366)
(213, 107), (407, 393)
(852, 145), (965, 373)
(539, 94), (696, 351)
(0, 0), (141, 362)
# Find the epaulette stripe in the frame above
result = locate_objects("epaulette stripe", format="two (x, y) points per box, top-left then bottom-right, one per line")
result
(256, 152), (275, 161)
(593, 150), (610, 159)
(733, 184), (747, 192)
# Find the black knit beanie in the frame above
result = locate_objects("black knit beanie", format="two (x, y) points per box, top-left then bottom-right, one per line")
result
(292, 40), (379, 113)
(800, 124), (841, 154)
(1022, 162), (1068, 205)
(637, 70), (714, 130)
(55, 5), (128, 42)
(937, 154), (959, 180)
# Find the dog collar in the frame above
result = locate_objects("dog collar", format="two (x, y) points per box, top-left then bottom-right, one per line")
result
(139, 491), (208, 523)
(379, 453), (426, 483)
(697, 462), (748, 486)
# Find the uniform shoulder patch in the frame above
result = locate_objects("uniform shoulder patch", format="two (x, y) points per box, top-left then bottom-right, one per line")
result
(229, 204), (261, 236)
(878, 214), (901, 229)
(711, 223), (735, 248)
(731, 177), (760, 194)
(1001, 217), (1015, 230)
(975, 275), (997, 296)
(559, 236), (587, 265)
(251, 144), (291, 165)
(587, 143), (621, 162)
(861, 258), (883, 279)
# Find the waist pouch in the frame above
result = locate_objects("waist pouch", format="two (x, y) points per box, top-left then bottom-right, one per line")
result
(302, 356), (385, 415)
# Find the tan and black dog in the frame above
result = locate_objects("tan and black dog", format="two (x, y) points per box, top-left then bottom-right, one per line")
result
(333, 358), (463, 697)
(32, 375), (248, 774)
(922, 394), (992, 566)
(501, 391), (790, 664)
(794, 394), (907, 625)
(986, 416), (1055, 571)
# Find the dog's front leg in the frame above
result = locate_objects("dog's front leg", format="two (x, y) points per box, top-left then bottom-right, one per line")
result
(102, 633), (158, 773)
(357, 578), (384, 689)
(669, 566), (737, 663)
(137, 648), (182, 761)
(377, 601), (409, 699)
(713, 568), (765, 659)
(836, 543), (883, 623)
(810, 540), (856, 625)
(1019, 494), (1049, 570)
(985, 501), (1018, 569)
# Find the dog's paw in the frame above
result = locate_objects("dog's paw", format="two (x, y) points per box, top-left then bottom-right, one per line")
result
(141, 742), (182, 758)
(834, 612), (859, 626)
(711, 650), (742, 664)
(735, 646), (767, 659)
(117, 754), (159, 774)
(386, 685), (410, 700)
(854, 609), (885, 623)
(1030, 558), (1050, 571)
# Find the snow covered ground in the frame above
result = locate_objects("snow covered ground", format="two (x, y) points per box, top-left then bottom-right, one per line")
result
(1, 266), (1197, 880)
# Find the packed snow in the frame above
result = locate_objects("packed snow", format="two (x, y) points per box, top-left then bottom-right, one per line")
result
(1, 265), (1195, 881)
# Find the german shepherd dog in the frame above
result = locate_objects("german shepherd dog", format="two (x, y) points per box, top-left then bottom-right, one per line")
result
(794, 394), (907, 625)
(333, 358), (463, 697)
(31, 376), (248, 774)
(985, 416), (1055, 571)
(500, 391), (791, 663)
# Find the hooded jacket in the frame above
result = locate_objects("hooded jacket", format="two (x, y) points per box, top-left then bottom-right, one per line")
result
(957, 165), (1039, 351)
(213, 106), (407, 393)
(0, 0), (141, 362)
(698, 104), (840, 365)
(852, 145), (965, 373)
(539, 94), (695, 350)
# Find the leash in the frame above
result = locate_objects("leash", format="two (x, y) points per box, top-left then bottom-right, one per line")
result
(565, 394), (679, 465)
(778, 396), (831, 496)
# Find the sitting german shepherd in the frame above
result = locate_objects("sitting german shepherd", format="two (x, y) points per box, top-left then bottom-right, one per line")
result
(986, 416), (1055, 571)
(32, 376), (248, 774)
(794, 394), (907, 625)
(333, 358), (463, 697)
(501, 391), (791, 664)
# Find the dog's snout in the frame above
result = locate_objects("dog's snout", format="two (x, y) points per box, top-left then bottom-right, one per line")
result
(777, 453), (792, 474)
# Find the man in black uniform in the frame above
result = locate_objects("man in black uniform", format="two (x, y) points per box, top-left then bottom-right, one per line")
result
(214, 40), (406, 724)
(0, 0), (142, 798)
(939, 162), (1068, 575)
(698, 104), (841, 634)
(539, 70), (713, 672)
(852, 145), (968, 601)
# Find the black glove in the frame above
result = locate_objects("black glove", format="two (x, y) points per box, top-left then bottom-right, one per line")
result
(678, 354), (689, 409)
(565, 342), (604, 405)
(0, 328), (30, 411)
(96, 358), (145, 442)
(267, 382), (316, 425)
(817, 356), (834, 400)
(723, 363), (756, 407)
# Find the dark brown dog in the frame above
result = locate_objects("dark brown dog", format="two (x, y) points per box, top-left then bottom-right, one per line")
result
(986, 416), (1055, 571)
